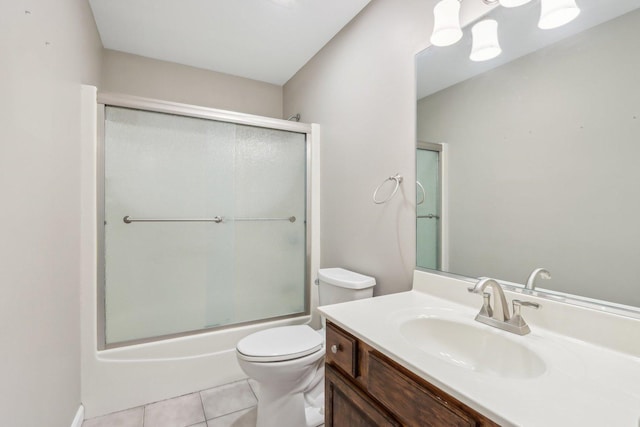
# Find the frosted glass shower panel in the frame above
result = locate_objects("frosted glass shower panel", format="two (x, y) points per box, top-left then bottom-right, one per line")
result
(417, 148), (440, 270)
(104, 107), (236, 344)
(103, 107), (308, 345)
(233, 126), (307, 322)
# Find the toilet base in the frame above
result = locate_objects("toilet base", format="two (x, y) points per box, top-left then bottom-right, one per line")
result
(255, 388), (324, 427)
(305, 403), (324, 427)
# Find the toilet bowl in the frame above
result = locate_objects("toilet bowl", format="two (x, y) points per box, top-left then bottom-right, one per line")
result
(236, 325), (325, 427)
(236, 268), (376, 427)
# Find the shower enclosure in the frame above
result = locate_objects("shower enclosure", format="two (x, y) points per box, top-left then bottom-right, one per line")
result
(99, 99), (310, 347)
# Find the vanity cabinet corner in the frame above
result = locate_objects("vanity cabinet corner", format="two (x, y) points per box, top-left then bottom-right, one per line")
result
(325, 322), (500, 427)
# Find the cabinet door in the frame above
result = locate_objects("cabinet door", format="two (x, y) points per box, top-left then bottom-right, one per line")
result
(325, 365), (400, 427)
(367, 352), (478, 427)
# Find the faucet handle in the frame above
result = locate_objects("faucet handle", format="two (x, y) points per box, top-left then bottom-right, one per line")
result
(479, 292), (493, 318)
(512, 299), (540, 315)
(507, 300), (540, 335)
(513, 300), (540, 308)
(512, 300), (540, 317)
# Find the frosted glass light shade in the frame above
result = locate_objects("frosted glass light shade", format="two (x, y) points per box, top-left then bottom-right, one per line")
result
(499, 0), (532, 7)
(430, 0), (463, 47)
(470, 20), (502, 62)
(538, 0), (581, 29)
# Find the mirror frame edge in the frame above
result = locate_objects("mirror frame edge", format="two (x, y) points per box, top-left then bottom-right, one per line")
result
(414, 267), (640, 320)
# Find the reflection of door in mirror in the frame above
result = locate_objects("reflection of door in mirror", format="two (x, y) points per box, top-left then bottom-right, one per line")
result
(416, 142), (443, 270)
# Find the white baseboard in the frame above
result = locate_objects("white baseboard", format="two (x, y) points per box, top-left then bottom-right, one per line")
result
(71, 405), (84, 427)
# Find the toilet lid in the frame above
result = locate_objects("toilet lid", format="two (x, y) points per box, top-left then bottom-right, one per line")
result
(236, 325), (323, 362)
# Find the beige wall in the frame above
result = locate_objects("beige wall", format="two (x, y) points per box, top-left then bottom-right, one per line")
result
(283, 0), (487, 294)
(102, 49), (284, 118)
(0, 0), (102, 426)
(282, 0), (428, 294)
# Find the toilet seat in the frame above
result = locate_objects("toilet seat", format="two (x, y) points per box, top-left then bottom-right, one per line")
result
(236, 325), (324, 362)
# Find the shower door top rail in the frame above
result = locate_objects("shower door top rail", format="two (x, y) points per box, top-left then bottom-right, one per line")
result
(122, 215), (297, 224)
(98, 92), (312, 134)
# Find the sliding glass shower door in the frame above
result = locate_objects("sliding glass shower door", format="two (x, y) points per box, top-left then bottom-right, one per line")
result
(416, 143), (441, 270)
(103, 106), (307, 345)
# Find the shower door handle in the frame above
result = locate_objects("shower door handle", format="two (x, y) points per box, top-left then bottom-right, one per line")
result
(417, 214), (440, 219)
(122, 215), (298, 224)
(123, 215), (225, 223)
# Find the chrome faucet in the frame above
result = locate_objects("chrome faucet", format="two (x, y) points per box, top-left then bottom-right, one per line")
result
(468, 278), (540, 335)
(468, 278), (510, 322)
(525, 268), (551, 290)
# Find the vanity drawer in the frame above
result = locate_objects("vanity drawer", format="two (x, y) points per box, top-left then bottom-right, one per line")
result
(366, 351), (477, 427)
(326, 322), (357, 378)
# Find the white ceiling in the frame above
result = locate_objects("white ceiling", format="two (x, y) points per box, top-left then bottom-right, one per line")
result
(89, 0), (371, 86)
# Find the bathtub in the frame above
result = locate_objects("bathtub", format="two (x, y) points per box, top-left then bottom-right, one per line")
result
(81, 315), (311, 418)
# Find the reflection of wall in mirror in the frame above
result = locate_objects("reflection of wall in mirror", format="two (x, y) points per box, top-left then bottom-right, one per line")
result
(416, 9), (640, 308)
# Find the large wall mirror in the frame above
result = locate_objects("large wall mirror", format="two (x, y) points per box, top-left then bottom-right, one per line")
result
(416, 0), (640, 311)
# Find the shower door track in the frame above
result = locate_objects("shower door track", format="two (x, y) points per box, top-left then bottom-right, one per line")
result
(96, 92), (316, 350)
(98, 93), (311, 133)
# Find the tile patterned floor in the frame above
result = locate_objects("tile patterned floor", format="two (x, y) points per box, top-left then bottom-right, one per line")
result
(82, 379), (259, 427)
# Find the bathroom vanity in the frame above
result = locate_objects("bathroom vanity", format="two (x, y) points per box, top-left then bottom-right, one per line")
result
(319, 270), (640, 426)
(325, 321), (498, 426)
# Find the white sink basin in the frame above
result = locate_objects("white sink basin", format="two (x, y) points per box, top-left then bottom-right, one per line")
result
(398, 313), (547, 379)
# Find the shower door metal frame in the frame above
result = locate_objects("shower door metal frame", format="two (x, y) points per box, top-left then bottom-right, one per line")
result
(96, 93), (315, 350)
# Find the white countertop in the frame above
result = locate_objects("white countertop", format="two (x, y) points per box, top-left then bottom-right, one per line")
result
(318, 271), (640, 427)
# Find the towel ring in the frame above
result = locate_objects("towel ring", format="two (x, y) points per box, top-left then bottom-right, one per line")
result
(416, 180), (426, 205)
(373, 173), (403, 204)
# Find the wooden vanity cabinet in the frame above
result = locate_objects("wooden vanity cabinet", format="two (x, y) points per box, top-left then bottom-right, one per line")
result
(325, 322), (500, 427)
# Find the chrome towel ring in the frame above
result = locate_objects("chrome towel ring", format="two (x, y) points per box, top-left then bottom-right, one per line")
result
(373, 173), (403, 204)
(416, 180), (426, 205)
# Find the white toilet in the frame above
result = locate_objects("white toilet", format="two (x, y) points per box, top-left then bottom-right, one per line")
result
(236, 268), (376, 427)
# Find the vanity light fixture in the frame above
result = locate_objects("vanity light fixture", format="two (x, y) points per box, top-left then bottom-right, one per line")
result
(538, 0), (581, 29)
(430, 0), (463, 47)
(430, 0), (581, 61)
(470, 19), (502, 61)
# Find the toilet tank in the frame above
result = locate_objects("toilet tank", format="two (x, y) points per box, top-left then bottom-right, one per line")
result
(317, 268), (376, 306)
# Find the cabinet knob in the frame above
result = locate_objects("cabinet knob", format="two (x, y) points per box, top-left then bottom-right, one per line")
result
(330, 344), (341, 354)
